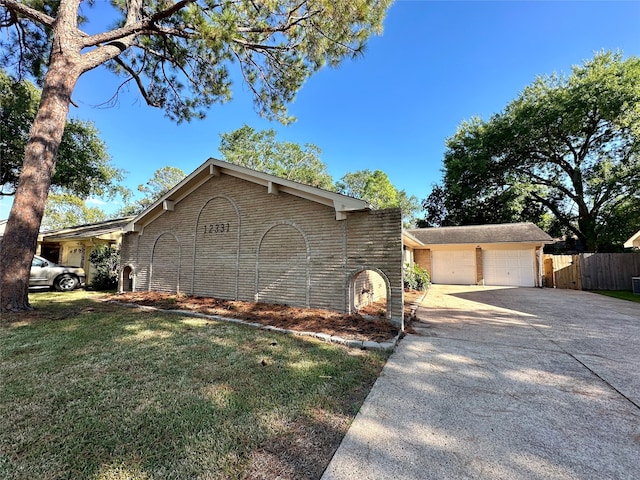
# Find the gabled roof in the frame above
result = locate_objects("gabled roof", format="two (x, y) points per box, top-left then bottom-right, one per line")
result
(40, 217), (135, 241)
(407, 223), (553, 245)
(624, 229), (640, 248)
(125, 158), (372, 232)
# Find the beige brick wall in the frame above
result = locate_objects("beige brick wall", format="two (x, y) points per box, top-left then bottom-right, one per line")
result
(475, 247), (483, 285)
(121, 174), (404, 326)
(345, 208), (403, 323)
(414, 248), (432, 277)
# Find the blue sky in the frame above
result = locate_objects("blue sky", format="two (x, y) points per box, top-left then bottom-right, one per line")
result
(1, 0), (639, 219)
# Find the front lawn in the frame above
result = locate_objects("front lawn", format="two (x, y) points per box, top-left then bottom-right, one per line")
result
(0, 291), (388, 480)
(592, 290), (640, 303)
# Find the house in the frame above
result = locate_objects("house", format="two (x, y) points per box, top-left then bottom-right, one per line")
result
(38, 217), (134, 284)
(120, 158), (405, 327)
(624, 229), (640, 250)
(404, 223), (553, 287)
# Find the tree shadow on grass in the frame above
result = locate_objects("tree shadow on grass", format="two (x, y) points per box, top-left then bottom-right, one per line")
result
(1, 295), (385, 479)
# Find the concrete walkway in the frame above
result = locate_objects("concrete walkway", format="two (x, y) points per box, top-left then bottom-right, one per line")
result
(322, 285), (640, 480)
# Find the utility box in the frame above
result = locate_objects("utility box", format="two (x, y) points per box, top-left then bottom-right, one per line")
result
(633, 277), (640, 295)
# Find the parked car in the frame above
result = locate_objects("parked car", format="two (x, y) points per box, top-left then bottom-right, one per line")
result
(30, 255), (86, 292)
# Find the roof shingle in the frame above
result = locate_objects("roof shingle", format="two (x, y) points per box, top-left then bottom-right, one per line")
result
(408, 223), (552, 245)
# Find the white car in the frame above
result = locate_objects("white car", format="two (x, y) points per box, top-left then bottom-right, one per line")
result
(30, 255), (86, 291)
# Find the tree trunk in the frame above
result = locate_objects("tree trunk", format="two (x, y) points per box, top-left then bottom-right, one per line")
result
(0, 53), (80, 312)
(578, 216), (599, 253)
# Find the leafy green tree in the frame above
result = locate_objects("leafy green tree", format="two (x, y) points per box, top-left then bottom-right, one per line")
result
(88, 245), (120, 290)
(396, 190), (422, 228)
(336, 169), (420, 227)
(0, 0), (391, 311)
(41, 192), (108, 230)
(419, 178), (552, 229)
(0, 69), (123, 197)
(596, 195), (640, 252)
(418, 184), (448, 228)
(118, 166), (186, 216)
(218, 125), (333, 189)
(428, 52), (640, 251)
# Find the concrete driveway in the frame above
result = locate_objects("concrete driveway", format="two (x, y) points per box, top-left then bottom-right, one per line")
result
(322, 285), (640, 480)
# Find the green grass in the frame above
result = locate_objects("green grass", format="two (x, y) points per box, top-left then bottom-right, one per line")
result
(592, 290), (640, 303)
(0, 291), (388, 480)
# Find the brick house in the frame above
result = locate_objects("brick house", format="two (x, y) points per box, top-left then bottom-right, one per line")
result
(120, 158), (405, 327)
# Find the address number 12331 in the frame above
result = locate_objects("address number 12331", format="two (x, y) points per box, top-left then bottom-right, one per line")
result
(203, 223), (230, 234)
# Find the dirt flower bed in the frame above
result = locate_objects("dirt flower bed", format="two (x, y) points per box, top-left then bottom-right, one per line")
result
(114, 292), (401, 343)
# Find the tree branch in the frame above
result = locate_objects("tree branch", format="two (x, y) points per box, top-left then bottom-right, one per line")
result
(530, 191), (581, 238)
(82, 0), (197, 48)
(236, 6), (318, 34)
(0, 0), (55, 27)
(514, 168), (579, 202)
(232, 37), (292, 51)
(112, 57), (161, 108)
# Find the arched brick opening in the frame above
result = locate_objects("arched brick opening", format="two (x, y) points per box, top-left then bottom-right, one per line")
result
(348, 268), (391, 320)
(121, 265), (134, 292)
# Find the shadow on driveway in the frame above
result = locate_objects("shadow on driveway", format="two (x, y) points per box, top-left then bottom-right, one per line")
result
(322, 285), (640, 480)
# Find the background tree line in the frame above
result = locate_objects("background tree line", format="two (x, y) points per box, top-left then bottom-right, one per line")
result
(6, 50), (638, 251)
(420, 51), (640, 253)
(43, 123), (421, 229)
(2, 72), (419, 229)
(4, 50), (637, 251)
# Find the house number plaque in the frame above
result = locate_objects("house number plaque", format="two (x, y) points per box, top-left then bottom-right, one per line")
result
(203, 222), (231, 234)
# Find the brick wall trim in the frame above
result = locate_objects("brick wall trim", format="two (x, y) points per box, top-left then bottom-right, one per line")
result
(256, 220), (311, 307)
(193, 195), (242, 298)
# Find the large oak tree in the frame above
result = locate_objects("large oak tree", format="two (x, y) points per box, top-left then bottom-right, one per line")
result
(0, 0), (392, 311)
(423, 52), (640, 251)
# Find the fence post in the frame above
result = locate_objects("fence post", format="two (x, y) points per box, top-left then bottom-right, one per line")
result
(575, 254), (583, 290)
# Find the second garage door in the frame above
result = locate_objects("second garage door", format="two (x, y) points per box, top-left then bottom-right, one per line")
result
(483, 249), (535, 287)
(431, 250), (476, 285)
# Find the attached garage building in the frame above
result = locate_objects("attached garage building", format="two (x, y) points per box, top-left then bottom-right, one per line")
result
(405, 223), (553, 287)
(120, 158), (405, 326)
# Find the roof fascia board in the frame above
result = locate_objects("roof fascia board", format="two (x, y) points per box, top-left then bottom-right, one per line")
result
(126, 157), (372, 232)
(126, 159), (216, 232)
(412, 241), (553, 248)
(210, 159), (370, 210)
(402, 231), (425, 248)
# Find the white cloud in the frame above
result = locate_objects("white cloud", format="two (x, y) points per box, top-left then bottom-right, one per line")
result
(86, 197), (108, 206)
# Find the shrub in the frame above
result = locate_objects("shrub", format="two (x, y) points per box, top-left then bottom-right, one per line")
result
(403, 263), (430, 291)
(89, 245), (120, 290)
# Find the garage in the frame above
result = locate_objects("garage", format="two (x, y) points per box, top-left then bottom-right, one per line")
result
(405, 223), (553, 288)
(483, 249), (535, 287)
(431, 250), (476, 285)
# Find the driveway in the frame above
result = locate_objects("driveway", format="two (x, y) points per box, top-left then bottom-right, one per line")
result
(322, 285), (640, 480)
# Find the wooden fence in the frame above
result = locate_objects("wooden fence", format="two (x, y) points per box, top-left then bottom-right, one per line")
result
(544, 253), (640, 291)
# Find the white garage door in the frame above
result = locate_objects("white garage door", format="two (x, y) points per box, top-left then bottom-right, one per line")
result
(483, 249), (535, 287)
(431, 250), (476, 285)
